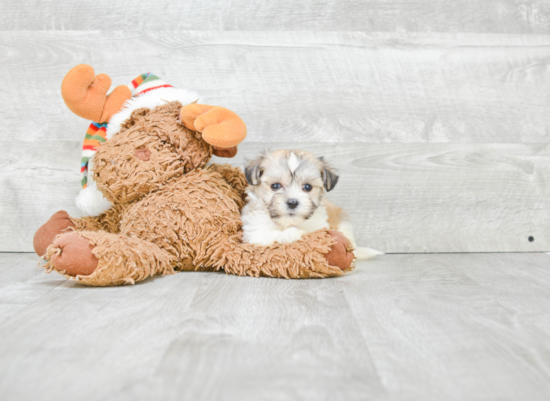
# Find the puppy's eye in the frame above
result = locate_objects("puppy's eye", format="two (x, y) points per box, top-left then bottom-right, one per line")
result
(302, 184), (312, 192)
(271, 183), (282, 191)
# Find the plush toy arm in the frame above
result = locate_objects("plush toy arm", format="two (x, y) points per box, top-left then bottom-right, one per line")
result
(212, 229), (355, 279)
(207, 164), (248, 206)
(71, 205), (124, 234)
(180, 104), (247, 149)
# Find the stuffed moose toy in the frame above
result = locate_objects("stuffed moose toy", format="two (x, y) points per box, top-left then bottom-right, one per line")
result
(33, 65), (355, 286)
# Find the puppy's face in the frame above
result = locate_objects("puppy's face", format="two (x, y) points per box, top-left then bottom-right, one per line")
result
(245, 150), (339, 228)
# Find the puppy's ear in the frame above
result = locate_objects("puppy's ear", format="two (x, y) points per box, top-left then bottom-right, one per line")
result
(319, 156), (339, 192)
(244, 155), (264, 186)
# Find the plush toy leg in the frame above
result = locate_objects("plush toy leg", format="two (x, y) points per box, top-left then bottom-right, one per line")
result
(212, 229), (355, 279)
(43, 231), (177, 286)
(33, 211), (75, 257)
(33, 207), (125, 257)
(48, 232), (98, 276)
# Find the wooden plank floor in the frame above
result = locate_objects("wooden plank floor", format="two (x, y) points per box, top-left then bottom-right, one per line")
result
(1, 253), (550, 401)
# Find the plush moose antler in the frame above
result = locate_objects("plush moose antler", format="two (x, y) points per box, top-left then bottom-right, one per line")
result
(61, 64), (131, 123)
(180, 103), (247, 157)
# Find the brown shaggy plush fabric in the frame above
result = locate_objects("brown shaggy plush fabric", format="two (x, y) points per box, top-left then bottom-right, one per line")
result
(37, 101), (354, 286)
(93, 102), (213, 205)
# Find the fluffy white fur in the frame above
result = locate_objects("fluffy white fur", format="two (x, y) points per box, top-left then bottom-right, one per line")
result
(76, 87), (201, 217)
(75, 182), (113, 217)
(241, 150), (382, 260)
(242, 191), (330, 245)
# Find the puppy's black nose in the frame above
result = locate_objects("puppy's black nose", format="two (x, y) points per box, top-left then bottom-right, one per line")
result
(287, 199), (299, 209)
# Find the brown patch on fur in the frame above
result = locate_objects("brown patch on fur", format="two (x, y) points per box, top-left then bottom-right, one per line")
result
(135, 148), (151, 161)
(325, 199), (351, 230)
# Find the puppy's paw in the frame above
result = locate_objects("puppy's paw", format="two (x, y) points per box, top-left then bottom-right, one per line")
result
(278, 227), (306, 244)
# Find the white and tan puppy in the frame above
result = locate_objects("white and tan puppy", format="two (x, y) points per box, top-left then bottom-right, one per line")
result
(241, 149), (381, 259)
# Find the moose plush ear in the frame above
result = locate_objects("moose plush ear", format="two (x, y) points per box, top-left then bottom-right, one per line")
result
(319, 156), (339, 192)
(244, 154), (265, 185)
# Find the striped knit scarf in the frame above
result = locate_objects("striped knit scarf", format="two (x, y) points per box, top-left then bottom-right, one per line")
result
(81, 73), (172, 189)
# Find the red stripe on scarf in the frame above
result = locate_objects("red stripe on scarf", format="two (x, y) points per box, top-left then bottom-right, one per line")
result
(138, 84), (173, 95)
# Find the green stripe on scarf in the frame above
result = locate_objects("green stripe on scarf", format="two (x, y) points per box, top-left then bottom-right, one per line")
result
(85, 133), (108, 142)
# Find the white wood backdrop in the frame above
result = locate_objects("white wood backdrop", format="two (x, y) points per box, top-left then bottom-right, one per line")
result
(1, 1), (549, 33)
(1, 3), (549, 253)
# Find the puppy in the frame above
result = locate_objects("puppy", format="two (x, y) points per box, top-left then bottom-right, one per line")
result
(241, 149), (381, 259)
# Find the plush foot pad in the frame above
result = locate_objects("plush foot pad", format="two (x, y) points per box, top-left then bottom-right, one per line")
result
(325, 230), (355, 271)
(49, 232), (98, 277)
(33, 210), (75, 257)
